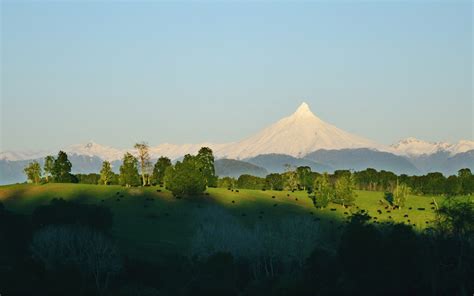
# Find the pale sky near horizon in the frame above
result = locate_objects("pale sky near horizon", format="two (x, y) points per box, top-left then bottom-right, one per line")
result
(1, 0), (472, 151)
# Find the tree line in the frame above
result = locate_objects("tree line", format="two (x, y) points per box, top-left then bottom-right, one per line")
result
(24, 146), (473, 200)
(24, 143), (218, 197)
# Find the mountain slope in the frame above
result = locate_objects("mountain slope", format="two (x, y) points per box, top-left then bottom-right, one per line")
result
(214, 159), (268, 178)
(246, 154), (333, 174)
(304, 148), (420, 175)
(216, 103), (391, 159)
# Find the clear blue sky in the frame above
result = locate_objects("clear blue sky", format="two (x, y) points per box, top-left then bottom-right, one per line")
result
(1, 1), (472, 150)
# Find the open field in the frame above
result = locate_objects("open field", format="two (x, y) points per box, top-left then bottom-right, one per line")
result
(0, 183), (465, 260)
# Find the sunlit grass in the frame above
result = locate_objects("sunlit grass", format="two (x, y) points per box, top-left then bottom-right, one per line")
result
(1, 183), (469, 260)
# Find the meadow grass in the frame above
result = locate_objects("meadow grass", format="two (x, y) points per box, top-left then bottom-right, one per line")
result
(0, 183), (466, 260)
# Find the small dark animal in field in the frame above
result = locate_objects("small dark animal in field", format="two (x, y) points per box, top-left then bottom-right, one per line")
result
(393, 205), (399, 210)
(388, 216), (392, 219)
(231, 190), (234, 192)
(386, 210), (391, 213)
(418, 208), (425, 211)
(374, 217), (378, 220)
(385, 206), (389, 209)
(272, 196), (276, 199)
(262, 189), (266, 191)
(292, 190), (295, 193)
(235, 190), (239, 193)
(412, 224), (416, 226)
(287, 194), (290, 197)
(344, 212), (348, 215)
(156, 189), (162, 192)
(404, 214), (409, 218)
(356, 206), (359, 209)
(227, 188), (231, 191)
(431, 207), (435, 210)
(407, 219), (411, 223)
(231, 200), (235, 204)
(377, 210), (382, 214)
(295, 198), (298, 201)
(409, 207), (412, 210)
(330, 208), (336, 211)
(425, 221), (429, 224)
(430, 202), (435, 205)
(360, 209), (366, 213)
(273, 204), (278, 207)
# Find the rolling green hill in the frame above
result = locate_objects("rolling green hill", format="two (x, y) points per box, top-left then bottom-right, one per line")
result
(0, 183), (455, 260)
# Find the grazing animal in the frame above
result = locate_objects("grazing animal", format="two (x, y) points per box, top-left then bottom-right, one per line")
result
(407, 219), (411, 223)
(388, 216), (392, 219)
(377, 210), (382, 214)
(431, 207), (435, 210)
(409, 207), (412, 210)
(236, 190), (240, 193)
(361, 210), (366, 213)
(344, 212), (348, 215)
(272, 196), (276, 199)
(330, 208), (336, 211)
(386, 210), (391, 213)
(231, 200), (235, 204)
(374, 217), (378, 220)
(295, 198), (298, 201)
(418, 208), (425, 211)
(404, 214), (409, 218)
(156, 189), (162, 192)
(273, 204), (278, 207)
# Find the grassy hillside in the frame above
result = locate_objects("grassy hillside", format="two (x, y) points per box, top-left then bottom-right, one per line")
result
(0, 183), (456, 260)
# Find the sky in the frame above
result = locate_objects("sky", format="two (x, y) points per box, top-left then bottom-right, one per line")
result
(1, 0), (472, 151)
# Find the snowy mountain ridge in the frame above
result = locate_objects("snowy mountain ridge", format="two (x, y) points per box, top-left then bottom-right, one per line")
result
(1, 103), (472, 162)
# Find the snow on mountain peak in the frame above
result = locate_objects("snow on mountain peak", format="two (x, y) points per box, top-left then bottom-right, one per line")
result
(294, 102), (313, 116)
(391, 138), (474, 156)
(215, 102), (390, 159)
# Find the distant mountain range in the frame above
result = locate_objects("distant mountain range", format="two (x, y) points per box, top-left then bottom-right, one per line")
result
(1, 103), (472, 184)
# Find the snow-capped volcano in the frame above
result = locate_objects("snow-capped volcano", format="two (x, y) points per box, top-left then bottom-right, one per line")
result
(391, 138), (474, 156)
(215, 103), (391, 159)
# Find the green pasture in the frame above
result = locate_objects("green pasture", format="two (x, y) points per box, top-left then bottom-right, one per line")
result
(0, 183), (462, 260)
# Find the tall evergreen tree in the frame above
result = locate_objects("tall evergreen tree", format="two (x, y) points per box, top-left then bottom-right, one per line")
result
(52, 151), (72, 183)
(99, 161), (114, 185)
(119, 153), (140, 187)
(151, 156), (172, 185)
(196, 147), (217, 187)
